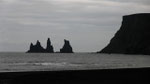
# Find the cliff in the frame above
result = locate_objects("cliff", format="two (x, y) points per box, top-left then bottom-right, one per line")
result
(60, 39), (73, 53)
(99, 13), (150, 55)
(27, 38), (54, 53)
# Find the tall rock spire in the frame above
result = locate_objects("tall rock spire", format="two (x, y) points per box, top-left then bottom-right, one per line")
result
(60, 39), (73, 53)
(46, 38), (54, 53)
(46, 38), (51, 49)
(30, 43), (33, 50)
(27, 43), (34, 52)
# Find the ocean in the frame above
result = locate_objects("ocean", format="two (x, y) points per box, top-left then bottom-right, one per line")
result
(0, 52), (150, 72)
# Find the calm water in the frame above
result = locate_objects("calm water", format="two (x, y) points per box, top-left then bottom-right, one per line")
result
(0, 52), (150, 72)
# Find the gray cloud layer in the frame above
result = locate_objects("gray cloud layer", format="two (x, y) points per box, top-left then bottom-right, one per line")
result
(0, 0), (150, 52)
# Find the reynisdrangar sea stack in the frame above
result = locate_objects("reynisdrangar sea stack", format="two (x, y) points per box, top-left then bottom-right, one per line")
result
(27, 38), (54, 53)
(99, 13), (150, 55)
(60, 39), (73, 53)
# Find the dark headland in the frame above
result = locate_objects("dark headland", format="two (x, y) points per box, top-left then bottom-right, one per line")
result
(99, 13), (150, 55)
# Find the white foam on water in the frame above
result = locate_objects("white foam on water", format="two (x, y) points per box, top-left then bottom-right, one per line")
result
(1, 53), (150, 72)
(10, 62), (84, 67)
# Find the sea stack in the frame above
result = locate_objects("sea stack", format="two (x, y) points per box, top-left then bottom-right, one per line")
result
(45, 38), (54, 53)
(27, 38), (54, 53)
(99, 13), (150, 55)
(60, 39), (73, 53)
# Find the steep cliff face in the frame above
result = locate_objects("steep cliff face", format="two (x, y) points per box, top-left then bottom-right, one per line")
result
(60, 39), (73, 53)
(99, 13), (150, 55)
(27, 38), (54, 53)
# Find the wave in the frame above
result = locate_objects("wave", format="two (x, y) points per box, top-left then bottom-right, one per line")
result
(11, 62), (85, 67)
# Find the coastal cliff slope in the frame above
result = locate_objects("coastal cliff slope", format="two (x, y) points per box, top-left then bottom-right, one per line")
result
(99, 13), (150, 55)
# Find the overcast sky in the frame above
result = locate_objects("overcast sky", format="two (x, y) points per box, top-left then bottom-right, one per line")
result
(0, 0), (150, 52)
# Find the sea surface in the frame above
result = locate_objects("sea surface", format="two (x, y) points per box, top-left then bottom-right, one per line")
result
(0, 52), (150, 72)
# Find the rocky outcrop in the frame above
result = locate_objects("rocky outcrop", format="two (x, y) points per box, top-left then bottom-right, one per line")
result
(60, 39), (73, 53)
(27, 38), (54, 53)
(99, 13), (150, 55)
(45, 38), (54, 53)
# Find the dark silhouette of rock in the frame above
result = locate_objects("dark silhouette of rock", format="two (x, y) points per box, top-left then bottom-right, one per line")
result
(29, 43), (34, 51)
(60, 39), (73, 53)
(45, 38), (54, 53)
(27, 38), (54, 53)
(99, 13), (150, 55)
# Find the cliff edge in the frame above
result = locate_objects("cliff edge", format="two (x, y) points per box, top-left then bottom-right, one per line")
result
(99, 13), (150, 55)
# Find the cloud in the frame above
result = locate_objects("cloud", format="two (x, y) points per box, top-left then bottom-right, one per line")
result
(105, 0), (150, 5)
(0, 0), (150, 52)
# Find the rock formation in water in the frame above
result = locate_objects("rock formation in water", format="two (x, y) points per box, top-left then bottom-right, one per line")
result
(45, 38), (54, 53)
(99, 13), (150, 55)
(27, 38), (54, 53)
(60, 39), (73, 53)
